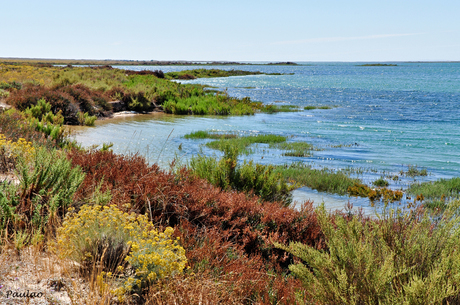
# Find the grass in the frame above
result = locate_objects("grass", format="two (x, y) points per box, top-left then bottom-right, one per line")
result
(183, 130), (238, 139)
(372, 177), (390, 187)
(273, 163), (361, 195)
(400, 165), (428, 178)
(185, 130), (315, 157)
(1, 64), (284, 122)
(304, 105), (333, 110)
(407, 177), (460, 200)
(271, 142), (313, 157)
(188, 144), (293, 205)
(261, 104), (301, 114)
(204, 134), (287, 154)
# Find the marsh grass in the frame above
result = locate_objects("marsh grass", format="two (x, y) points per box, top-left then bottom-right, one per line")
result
(400, 165), (428, 178)
(189, 144), (293, 205)
(273, 163), (360, 195)
(184, 130), (238, 139)
(205, 134), (287, 154)
(408, 177), (460, 201)
(261, 104), (301, 114)
(372, 177), (390, 187)
(271, 142), (313, 157)
(304, 105), (333, 110)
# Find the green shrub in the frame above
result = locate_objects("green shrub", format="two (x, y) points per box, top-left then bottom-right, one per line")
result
(77, 111), (97, 126)
(0, 147), (85, 234)
(276, 202), (460, 304)
(372, 177), (390, 187)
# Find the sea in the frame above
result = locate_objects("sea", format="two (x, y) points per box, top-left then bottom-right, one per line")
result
(73, 62), (460, 214)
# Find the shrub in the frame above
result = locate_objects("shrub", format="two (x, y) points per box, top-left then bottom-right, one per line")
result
(5, 83), (111, 124)
(0, 133), (35, 172)
(77, 111), (97, 126)
(67, 149), (324, 268)
(9, 147), (85, 233)
(373, 177), (390, 187)
(0, 109), (59, 148)
(277, 202), (460, 304)
(57, 204), (187, 299)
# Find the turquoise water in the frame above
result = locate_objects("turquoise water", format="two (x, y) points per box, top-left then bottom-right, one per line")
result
(74, 63), (460, 212)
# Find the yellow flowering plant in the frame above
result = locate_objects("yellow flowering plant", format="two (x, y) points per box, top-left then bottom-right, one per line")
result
(57, 204), (187, 299)
(0, 133), (35, 167)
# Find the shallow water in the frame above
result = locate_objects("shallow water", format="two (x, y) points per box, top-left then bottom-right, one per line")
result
(73, 63), (460, 212)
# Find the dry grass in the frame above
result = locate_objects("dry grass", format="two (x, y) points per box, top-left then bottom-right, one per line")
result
(0, 243), (118, 305)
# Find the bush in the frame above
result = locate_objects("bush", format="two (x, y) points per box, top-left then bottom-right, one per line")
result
(277, 203), (460, 304)
(5, 83), (111, 124)
(57, 204), (187, 299)
(0, 147), (85, 236)
(373, 177), (390, 187)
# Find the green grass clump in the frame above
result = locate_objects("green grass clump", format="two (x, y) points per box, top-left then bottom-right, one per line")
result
(276, 201), (460, 304)
(401, 165), (428, 178)
(273, 163), (360, 195)
(189, 144), (293, 205)
(304, 105), (333, 110)
(184, 130), (237, 139)
(372, 177), (390, 187)
(271, 142), (313, 157)
(261, 104), (300, 114)
(408, 177), (460, 200)
(205, 134), (287, 154)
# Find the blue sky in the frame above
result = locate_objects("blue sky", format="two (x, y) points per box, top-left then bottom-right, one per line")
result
(2, 0), (459, 61)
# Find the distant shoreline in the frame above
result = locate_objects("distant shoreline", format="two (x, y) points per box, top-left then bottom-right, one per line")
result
(0, 58), (299, 66)
(1, 58), (459, 66)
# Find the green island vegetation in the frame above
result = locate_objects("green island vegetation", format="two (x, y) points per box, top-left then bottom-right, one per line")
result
(0, 63), (295, 120)
(304, 105), (334, 110)
(3, 60), (460, 304)
(357, 63), (398, 66)
(165, 68), (282, 80)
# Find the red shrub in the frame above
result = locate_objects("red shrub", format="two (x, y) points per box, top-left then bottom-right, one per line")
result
(5, 84), (112, 124)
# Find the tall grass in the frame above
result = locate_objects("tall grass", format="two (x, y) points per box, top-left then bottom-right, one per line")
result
(205, 134), (287, 154)
(189, 144), (293, 205)
(273, 163), (360, 195)
(408, 177), (460, 200)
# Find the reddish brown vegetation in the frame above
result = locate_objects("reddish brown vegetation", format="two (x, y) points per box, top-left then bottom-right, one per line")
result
(5, 84), (112, 124)
(125, 69), (165, 78)
(67, 149), (325, 303)
(177, 74), (196, 80)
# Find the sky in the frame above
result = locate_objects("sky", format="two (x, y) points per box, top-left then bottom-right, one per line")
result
(1, 0), (460, 62)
